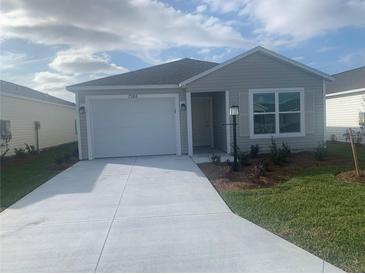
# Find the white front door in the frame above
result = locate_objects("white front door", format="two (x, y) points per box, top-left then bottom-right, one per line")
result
(192, 97), (212, 147)
(88, 95), (178, 158)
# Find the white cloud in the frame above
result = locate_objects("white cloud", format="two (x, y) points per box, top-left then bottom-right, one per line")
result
(32, 71), (74, 101)
(49, 49), (128, 75)
(245, 0), (365, 42)
(202, 0), (245, 14)
(0, 51), (28, 69)
(339, 50), (365, 67)
(202, 0), (365, 45)
(30, 49), (129, 102)
(196, 4), (208, 13)
(0, 0), (249, 63)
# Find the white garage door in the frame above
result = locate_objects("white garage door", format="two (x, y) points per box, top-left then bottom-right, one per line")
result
(88, 95), (179, 158)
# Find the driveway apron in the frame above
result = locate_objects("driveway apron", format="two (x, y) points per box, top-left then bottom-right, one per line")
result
(0, 155), (342, 272)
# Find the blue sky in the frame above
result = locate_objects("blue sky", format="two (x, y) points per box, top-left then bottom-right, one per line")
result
(1, 0), (365, 102)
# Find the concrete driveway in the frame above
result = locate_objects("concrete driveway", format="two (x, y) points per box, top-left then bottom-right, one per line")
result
(0, 156), (342, 272)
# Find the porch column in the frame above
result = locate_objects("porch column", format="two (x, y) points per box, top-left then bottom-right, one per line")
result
(225, 90), (231, 154)
(186, 91), (193, 156)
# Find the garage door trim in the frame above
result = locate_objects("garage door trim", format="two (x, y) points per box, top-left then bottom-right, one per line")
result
(85, 93), (181, 160)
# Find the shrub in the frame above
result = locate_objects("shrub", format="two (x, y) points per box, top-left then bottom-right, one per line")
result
(250, 144), (260, 158)
(343, 129), (364, 145)
(210, 153), (221, 165)
(314, 143), (327, 161)
(14, 148), (26, 158)
(281, 142), (291, 157)
(251, 159), (268, 178)
(1, 134), (12, 161)
(24, 143), (37, 155)
(270, 138), (289, 165)
(238, 151), (250, 166)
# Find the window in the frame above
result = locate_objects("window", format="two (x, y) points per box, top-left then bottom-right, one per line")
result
(250, 89), (304, 138)
(0, 120), (11, 139)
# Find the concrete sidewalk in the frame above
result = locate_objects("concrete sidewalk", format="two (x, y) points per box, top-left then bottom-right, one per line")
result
(0, 156), (343, 272)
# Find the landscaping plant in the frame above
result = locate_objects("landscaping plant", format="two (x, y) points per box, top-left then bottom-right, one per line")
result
(251, 159), (268, 178)
(270, 138), (289, 165)
(210, 153), (221, 165)
(250, 144), (260, 158)
(0, 134), (11, 161)
(281, 142), (291, 157)
(24, 143), (37, 155)
(238, 151), (250, 166)
(14, 148), (26, 158)
(314, 142), (327, 161)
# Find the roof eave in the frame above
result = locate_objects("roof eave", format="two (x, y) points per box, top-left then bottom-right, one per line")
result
(179, 46), (334, 87)
(66, 84), (180, 92)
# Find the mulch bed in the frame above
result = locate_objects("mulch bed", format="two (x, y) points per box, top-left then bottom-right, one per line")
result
(199, 152), (345, 191)
(336, 170), (365, 184)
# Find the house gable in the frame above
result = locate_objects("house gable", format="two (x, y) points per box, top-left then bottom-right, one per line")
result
(184, 51), (325, 92)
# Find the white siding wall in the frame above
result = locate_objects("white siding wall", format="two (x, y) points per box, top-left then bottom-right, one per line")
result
(326, 91), (365, 142)
(0, 94), (77, 155)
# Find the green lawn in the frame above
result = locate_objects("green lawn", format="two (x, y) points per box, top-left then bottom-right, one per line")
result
(0, 142), (78, 211)
(220, 143), (365, 272)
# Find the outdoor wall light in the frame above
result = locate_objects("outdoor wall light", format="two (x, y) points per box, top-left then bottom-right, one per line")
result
(229, 105), (239, 116)
(79, 105), (86, 114)
(180, 102), (186, 111)
(229, 105), (239, 171)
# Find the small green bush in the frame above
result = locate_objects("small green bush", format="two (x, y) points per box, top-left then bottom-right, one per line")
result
(24, 143), (37, 155)
(210, 153), (221, 165)
(14, 148), (26, 158)
(314, 143), (328, 161)
(270, 138), (289, 165)
(238, 151), (250, 166)
(281, 142), (291, 157)
(250, 144), (260, 158)
(251, 159), (268, 178)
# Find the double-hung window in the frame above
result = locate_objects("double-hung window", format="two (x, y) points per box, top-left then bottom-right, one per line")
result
(249, 88), (304, 138)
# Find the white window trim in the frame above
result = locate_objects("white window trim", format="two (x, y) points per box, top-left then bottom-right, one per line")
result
(249, 88), (305, 139)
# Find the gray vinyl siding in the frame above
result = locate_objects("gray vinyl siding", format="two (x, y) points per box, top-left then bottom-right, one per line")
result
(77, 88), (187, 160)
(186, 51), (325, 152)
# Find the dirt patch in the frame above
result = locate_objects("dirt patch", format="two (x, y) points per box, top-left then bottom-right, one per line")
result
(48, 158), (78, 171)
(336, 170), (365, 184)
(199, 151), (345, 191)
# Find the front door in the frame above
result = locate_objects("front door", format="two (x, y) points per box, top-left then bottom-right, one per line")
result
(192, 97), (212, 147)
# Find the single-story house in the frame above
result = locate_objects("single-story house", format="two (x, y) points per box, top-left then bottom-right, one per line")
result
(326, 66), (365, 143)
(66, 46), (333, 160)
(0, 80), (77, 156)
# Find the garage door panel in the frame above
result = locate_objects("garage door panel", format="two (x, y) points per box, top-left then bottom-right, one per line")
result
(89, 96), (177, 158)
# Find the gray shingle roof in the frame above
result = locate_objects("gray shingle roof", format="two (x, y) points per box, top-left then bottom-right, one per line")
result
(0, 80), (75, 107)
(67, 58), (218, 89)
(327, 66), (365, 94)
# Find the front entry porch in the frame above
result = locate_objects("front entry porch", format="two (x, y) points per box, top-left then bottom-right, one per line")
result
(187, 91), (231, 157)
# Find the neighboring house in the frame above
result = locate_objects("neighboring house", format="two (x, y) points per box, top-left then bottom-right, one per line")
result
(0, 80), (77, 156)
(67, 46), (333, 160)
(326, 66), (365, 143)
